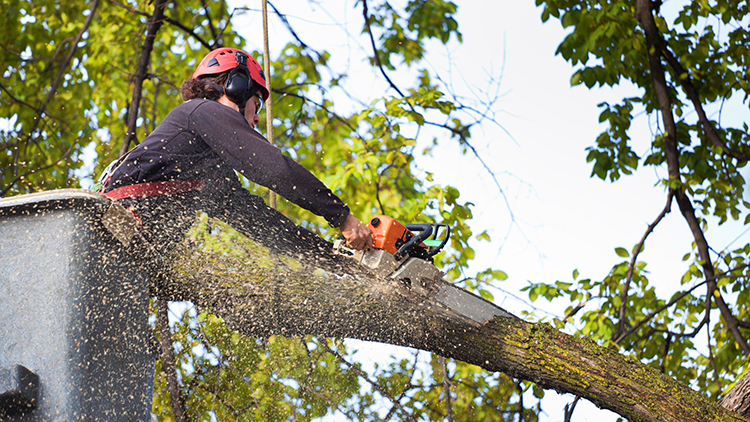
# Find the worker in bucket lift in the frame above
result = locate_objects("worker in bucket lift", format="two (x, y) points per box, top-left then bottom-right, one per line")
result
(99, 47), (373, 256)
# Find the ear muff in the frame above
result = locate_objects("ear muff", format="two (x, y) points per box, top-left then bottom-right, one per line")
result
(224, 51), (260, 113)
(224, 67), (250, 103)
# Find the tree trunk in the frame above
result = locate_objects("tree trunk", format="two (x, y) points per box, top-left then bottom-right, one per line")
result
(152, 230), (748, 422)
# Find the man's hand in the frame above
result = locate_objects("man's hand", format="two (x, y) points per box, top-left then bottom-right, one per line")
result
(340, 212), (373, 251)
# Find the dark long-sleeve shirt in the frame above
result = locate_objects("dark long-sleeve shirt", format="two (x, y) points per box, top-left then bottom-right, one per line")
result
(106, 99), (349, 228)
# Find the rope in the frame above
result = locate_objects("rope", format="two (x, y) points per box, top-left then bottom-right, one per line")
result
(261, 0), (277, 209)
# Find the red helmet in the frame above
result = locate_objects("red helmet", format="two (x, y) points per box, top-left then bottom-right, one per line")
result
(192, 47), (269, 101)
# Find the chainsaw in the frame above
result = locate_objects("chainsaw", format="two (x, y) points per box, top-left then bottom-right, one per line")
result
(334, 215), (451, 286)
(335, 215), (513, 323)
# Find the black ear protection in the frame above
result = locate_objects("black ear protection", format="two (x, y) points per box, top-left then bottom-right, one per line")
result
(224, 51), (260, 116)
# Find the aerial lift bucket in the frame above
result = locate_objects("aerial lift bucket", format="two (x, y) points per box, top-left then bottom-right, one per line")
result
(0, 190), (155, 421)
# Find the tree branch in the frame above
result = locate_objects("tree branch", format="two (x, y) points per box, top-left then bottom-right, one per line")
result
(658, 44), (750, 162)
(614, 280), (706, 344)
(200, 0), (220, 44)
(0, 140), (77, 197)
(361, 0), (406, 98)
(616, 191), (674, 339)
(439, 356), (454, 422)
(119, 0), (170, 158)
(111, 0), (213, 50)
(156, 298), (188, 422)
(721, 370), (750, 418)
(563, 396), (580, 422)
(156, 227), (747, 422)
(164, 15), (213, 50)
(7, 0), (99, 187)
(267, 1), (324, 60)
(0, 81), (43, 117)
(708, 325), (723, 395)
(634, 0), (749, 355)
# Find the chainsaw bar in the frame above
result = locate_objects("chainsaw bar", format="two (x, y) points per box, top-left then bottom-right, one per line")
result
(333, 241), (513, 324)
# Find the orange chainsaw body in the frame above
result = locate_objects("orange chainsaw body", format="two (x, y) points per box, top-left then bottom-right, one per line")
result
(367, 215), (420, 255)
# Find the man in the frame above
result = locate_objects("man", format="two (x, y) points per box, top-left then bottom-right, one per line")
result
(102, 47), (372, 257)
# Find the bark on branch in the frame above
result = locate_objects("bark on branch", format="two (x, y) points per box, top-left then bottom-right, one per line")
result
(722, 372), (750, 418)
(154, 231), (748, 422)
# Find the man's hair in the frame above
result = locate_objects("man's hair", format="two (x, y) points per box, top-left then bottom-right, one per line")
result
(181, 71), (230, 101)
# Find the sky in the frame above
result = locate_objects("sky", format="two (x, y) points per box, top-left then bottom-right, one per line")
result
(220, 0), (750, 421)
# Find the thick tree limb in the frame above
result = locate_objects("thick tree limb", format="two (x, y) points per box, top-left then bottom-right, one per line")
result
(722, 372), (750, 418)
(158, 234), (748, 422)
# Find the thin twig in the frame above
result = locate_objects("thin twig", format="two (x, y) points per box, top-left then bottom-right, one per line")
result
(659, 45), (749, 162)
(110, 0), (213, 49)
(361, 0), (406, 98)
(0, 82), (43, 116)
(9, 0), (99, 184)
(708, 324), (723, 395)
(614, 280), (706, 343)
(164, 15), (213, 50)
(563, 297), (589, 322)
(0, 141), (77, 197)
(563, 396), (581, 422)
(267, 1), (324, 60)
(201, 0), (219, 42)
(617, 191), (674, 339)
(660, 334), (672, 374)
(383, 350), (421, 421)
(515, 380), (525, 422)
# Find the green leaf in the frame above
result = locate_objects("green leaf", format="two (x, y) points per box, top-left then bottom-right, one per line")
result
(615, 247), (630, 258)
(479, 289), (494, 302)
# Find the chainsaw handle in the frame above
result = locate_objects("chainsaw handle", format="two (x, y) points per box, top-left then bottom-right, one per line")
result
(408, 223), (450, 258)
(426, 223), (450, 257)
(394, 224), (434, 260)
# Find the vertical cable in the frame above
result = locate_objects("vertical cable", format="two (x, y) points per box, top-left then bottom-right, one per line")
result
(261, 0), (277, 209)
